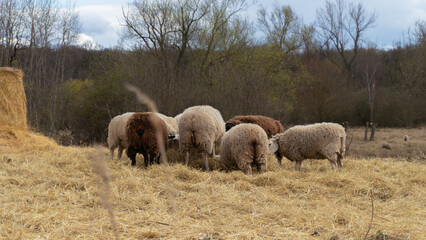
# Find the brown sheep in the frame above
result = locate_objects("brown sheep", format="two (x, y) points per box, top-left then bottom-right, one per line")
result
(225, 115), (284, 138)
(125, 112), (168, 166)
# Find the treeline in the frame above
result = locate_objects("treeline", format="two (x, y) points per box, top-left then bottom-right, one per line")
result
(1, 0), (425, 144)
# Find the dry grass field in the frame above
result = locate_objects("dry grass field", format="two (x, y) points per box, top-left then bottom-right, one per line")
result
(0, 127), (425, 240)
(346, 127), (426, 160)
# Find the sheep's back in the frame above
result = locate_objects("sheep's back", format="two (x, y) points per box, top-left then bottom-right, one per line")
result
(226, 115), (284, 138)
(156, 112), (178, 135)
(126, 112), (168, 155)
(178, 105), (225, 152)
(107, 112), (134, 148)
(277, 123), (345, 160)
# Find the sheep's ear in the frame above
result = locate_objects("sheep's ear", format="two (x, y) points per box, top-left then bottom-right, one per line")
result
(268, 139), (279, 153)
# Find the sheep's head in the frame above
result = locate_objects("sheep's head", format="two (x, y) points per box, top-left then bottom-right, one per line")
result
(268, 138), (279, 154)
(268, 137), (283, 165)
(225, 119), (243, 132)
(225, 123), (235, 131)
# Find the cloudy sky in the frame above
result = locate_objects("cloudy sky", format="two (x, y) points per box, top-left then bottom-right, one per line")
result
(68, 0), (426, 49)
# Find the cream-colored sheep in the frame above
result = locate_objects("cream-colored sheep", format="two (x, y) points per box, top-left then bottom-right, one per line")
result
(107, 112), (134, 160)
(155, 112), (178, 136)
(174, 113), (183, 125)
(178, 105), (225, 171)
(220, 123), (269, 175)
(269, 122), (346, 171)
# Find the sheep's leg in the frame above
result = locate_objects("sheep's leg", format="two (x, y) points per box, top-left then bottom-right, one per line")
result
(156, 155), (160, 164)
(295, 161), (302, 171)
(242, 163), (252, 175)
(149, 154), (155, 166)
(337, 157), (343, 169)
(212, 144), (220, 158)
(202, 152), (210, 171)
(143, 154), (149, 167)
(109, 149), (114, 161)
(185, 151), (190, 166)
(327, 158), (337, 170)
(257, 163), (266, 174)
(129, 152), (137, 166)
(274, 152), (282, 165)
(337, 153), (343, 169)
(126, 147), (137, 166)
(117, 146), (124, 161)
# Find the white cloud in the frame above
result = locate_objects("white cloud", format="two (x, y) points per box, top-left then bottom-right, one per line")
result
(76, 4), (124, 48)
(75, 33), (98, 50)
(69, 0), (425, 49)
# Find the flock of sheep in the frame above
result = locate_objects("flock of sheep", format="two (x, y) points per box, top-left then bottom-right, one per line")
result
(107, 105), (346, 174)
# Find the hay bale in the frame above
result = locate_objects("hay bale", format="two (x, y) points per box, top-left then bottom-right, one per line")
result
(0, 67), (27, 130)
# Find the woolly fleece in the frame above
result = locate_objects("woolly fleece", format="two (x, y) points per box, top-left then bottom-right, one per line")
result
(270, 122), (346, 170)
(178, 105), (225, 154)
(226, 115), (284, 138)
(220, 123), (269, 175)
(156, 112), (178, 136)
(107, 112), (134, 160)
(126, 112), (168, 166)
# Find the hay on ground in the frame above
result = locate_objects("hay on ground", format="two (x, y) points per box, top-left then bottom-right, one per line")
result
(0, 146), (424, 239)
(0, 67), (59, 152)
(0, 67), (27, 130)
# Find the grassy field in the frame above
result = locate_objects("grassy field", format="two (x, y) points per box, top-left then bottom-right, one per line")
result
(346, 127), (425, 160)
(0, 127), (425, 240)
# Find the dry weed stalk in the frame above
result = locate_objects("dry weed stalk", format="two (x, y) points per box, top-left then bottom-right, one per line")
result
(125, 83), (176, 212)
(363, 190), (374, 240)
(125, 83), (168, 166)
(345, 135), (354, 154)
(90, 145), (120, 240)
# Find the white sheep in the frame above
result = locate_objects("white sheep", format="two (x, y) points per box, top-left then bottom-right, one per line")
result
(268, 122), (346, 171)
(178, 105), (225, 171)
(220, 123), (269, 175)
(174, 113), (183, 125)
(155, 112), (178, 136)
(107, 112), (134, 160)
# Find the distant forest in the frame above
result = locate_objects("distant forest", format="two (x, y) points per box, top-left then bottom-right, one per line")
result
(1, 0), (425, 144)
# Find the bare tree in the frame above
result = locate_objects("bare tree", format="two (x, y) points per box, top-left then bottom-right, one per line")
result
(316, 0), (376, 74)
(0, 0), (28, 66)
(174, 0), (210, 66)
(122, 0), (250, 74)
(365, 62), (377, 140)
(413, 20), (425, 44)
(257, 4), (308, 54)
(122, 0), (175, 62)
(196, 0), (250, 72)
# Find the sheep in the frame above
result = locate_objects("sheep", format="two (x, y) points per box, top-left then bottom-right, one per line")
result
(268, 122), (346, 171)
(225, 115), (284, 139)
(381, 142), (392, 150)
(220, 123), (269, 175)
(174, 113), (183, 125)
(155, 112), (178, 136)
(126, 112), (168, 166)
(107, 112), (134, 160)
(178, 105), (225, 171)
